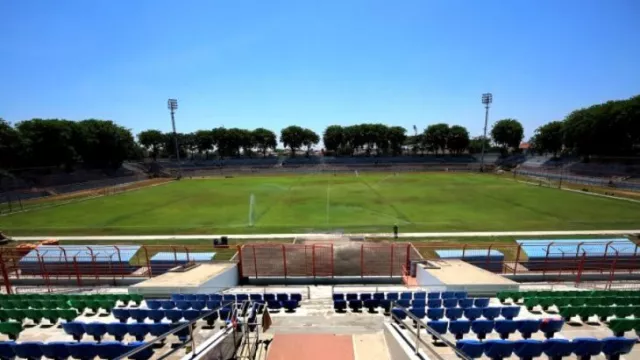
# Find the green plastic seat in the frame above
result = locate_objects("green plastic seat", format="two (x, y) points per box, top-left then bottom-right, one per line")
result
(524, 297), (540, 310)
(24, 309), (43, 324)
(42, 309), (61, 324)
(85, 300), (101, 314)
(614, 306), (634, 318)
(98, 300), (114, 313)
(104, 294), (119, 302)
(600, 296), (616, 306)
(539, 297), (555, 311)
(554, 297), (570, 308)
(559, 307), (580, 321)
(92, 294), (108, 301)
(130, 294), (143, 305)
(608, 318), (639, 337)
(0, 322), (23, 340)
(42, 300), (58, 309)
(580, 306), (599, 322)
(629, 297), (640, 306)
(496, 291), (512, 303)
(22, 294), (37, 300)
(118, 294), (132, 305)
(0, 310), (9, 322)
(585, 297), (603, 306)
(6, 309), (25, 322)
(615, 297), (633, 306)
(69, 300), (87, 313)
(594, 306), (614, 321)
(59, 309), (78, 322)
(568, 297), (586, 306)
(55, 300), (71, 309)
(0, 301), (12, 309)
(28, 300), (43, 309)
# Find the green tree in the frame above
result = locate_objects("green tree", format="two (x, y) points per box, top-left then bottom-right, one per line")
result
(447, 125), (470, 154)
(280, 125), (307, 157)
(17, 119), (78, 168)
(138, 129), (165, 161)
(323, 125), (344, 155)
(0, 119), (24, 169)
(532, 121), (564, 156)
(302, 128), (320, 154)
(491, 118), (524, 151)
(194, 130), (214, 159)
(252, 128), (277, 157)
(387, 126), (407, 156)
(423, 123), (450, 154)
(75, 119), (136, 168)
(468, 136), (491, 154)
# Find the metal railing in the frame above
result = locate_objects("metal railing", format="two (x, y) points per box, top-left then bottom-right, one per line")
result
(390, 304), (472, 360)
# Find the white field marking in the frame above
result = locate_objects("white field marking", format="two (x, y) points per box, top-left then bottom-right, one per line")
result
(13, 229), (640, 241)
(512, 179), (640, 204)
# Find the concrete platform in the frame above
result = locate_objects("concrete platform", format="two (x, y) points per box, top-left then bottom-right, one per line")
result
(415, 259), (519, 295)
(129, 263), (238, 296)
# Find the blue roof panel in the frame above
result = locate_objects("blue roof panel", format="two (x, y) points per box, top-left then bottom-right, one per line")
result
(150, 252), (216, 262)
(19, 245), (141, 264)
(435, 249), (504, 258)
(515, 238), (637, 258)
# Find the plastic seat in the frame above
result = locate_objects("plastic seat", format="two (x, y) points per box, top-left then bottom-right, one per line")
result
(206, 300), (221, 310)
(601, 337), (636, 360)
(175, 300), (191, 311)
(332, 293), (344, 301)
(409, 307), (425, 319)
(484, 339), (514, 360)
(594, 306), (614, 322)
(427, 292), (441, 299)
(333, 300), (347, 312)
(373, 292), (385, 301)
(363, 299), (379, 313)
(62, 321), (86, 341)
(182, 294), (196, 301)
(573, 338), (603, 360)
(442, 291), (455, 299)
(128, 323), (149, 341)
(222, 294), (236, 302)
(414, 292), (426, 300)
(164, 309), (183, 323)
(83, 322), (108, 342)
(250, 294), (264, 302)
(513, 340), (543, 360)
(391, 308), (406, 321)
(346, 293), (358, 301)
(348, 300), (363, 312)
(209, 294), (223, 302)
(426, 320), (448, 340)
(276, 293), (289, 302)
(24, 309), (43, 324)
(540, 318), (564, 339)
(146, 310), (164, 323)
(428, 299), (442, 308)
(236, 294), (249, 302)
(412, 300), (426, 308)
(471, 320), (495, 340)
(126, 341), (154, 360)
(360, 293), (372, 301)
(464, 307), (482, 321)
(443, 299), (458, 308)
(608, 319), (638, 337)
(67, 342), (98, 360)
(267, 301), (282, 311)
(263, 293), (275, 302)
(183, 309), (201, 321)
(516, 319), (541, 339)
(173, 322), (191, 342)
(0, 341), (15, 360)
(495, 319), (518, 339)
(449, 319), (471, 340)
(400, 292), (412, 300)
(85, 300), (101, 314)
(190, 301), (206, 311)
(458, 299), (474, 308)
(96, 341), (127, 359)
(195, 294), (208, 302)
(542, 338), (575, 360)
(386, 293), (399, 301)
(128, 309), (148, 323)
(106, 322), (128, 341)
(454, 291), (467, 299)
(14, 341), (43, 360)
(201, 309), (219, 327)
(446, 307), (463, 320)
(474, 298), (490, 308)
(290, 293), (302, 302)
(427, 308), (445, 320)
(501, 306), (520, 320)
(613, 306), (634, 319)
(457, 340), (484, 358)
(40, 341), (72, 360)
(160, 300), (175, 310)
(149, 323), (173, 338)
(112, 308), (130, 323)
(397, 299), (411, 308)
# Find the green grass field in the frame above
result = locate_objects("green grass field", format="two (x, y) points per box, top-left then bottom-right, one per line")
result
(2, 173), (639, 235)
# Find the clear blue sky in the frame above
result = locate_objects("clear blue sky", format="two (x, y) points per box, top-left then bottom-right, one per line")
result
(2, 0), (639, 144)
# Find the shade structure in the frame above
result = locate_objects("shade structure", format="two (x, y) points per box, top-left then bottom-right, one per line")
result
(435, 249), (504, 273)
(515, 238), (638, 271)
(149, 252), (216, 275)
(19, 245), (141, 276)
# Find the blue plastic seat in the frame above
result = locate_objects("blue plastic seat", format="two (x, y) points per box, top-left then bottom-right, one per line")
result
(149, 323), (173, 338)
(106, 322), (128, 341)
(464, 307), (482, 321)
(474, 298), (490, 308)
(572, 338), (603, 360)
(484, 340), (514, 360)
(250, 293), (263, 302)
(414, 292), (426, 300)
(183, 294), (197, 301)
(183, 309), (201, 321)
(67, 342), (98, 360)
(483, 306), (501, 320)
(427, 299), (442, 308)
(495, 320), (518, 339)
(83, 322), (108, 342)
(210, 294), (223, 302)
(427, 292), (441, 299)
(458, 298), (474, 308)
(442, 291), (456, 299)
(540, 318), (564, 339)
(63, 321), (86, 341)
(267, 300), (282, 311)
(112, 308), (130, 323)
(164, 309), (183, 323)
(219, 307), (232, 322)
(96, 341), (128, 359)
(346, 293), (358, 301)
(0, 341), (15, 360)
(457, 340), (484, 358)
(386, 292), (399, 301)
(409, 307), (426, 319)
(501, 306), (520, 320)
(333, 293), (344, 301)
(126, 341), (154, 360)
(206, 300), (221, 310)
(363, 299), (380, 312)
(443, 298), (458, 308)
(195, 294), (208, 302)
(40, 341), (72, 360)
(427, 307), (445, 320)
(236, 294), (249, 301)
(14, 342), (43, 360)
(334, 300), (347, 312)
(170, 294), (184, 301)
(471, 320), (495, 340)
(391, 308), (407, 321)
(128, 309), (148, 323)
(201, 309), (219, 327)
(128, 323), (149, 341)
(426, 320), (448, 340)
(400, 292), (412, 300)
(542, 338), (575, 360)
(263, 293), (275, 302)
(276, 293), (289, 301)
(160, 300), (175, 310)
(348, 300), (363, 312)
(516, 319), (541, 339)
(412, 300), (426, 308)
(449, 319), (471, 340)
(222, 294), (236, 302)
(283, 300), (299, 312)
(147, 310), (165, 323)
(373, 292), (385, 301)
(360, 293), (372, 301)
(454, 291), (467, 299)
(175, 300), (191, 311)
(145, 300), (161, 310)
(174, 322), (191, 342)
(601, 337), (636, 360)
(513, 340), (543, 360)
(379, 299), (392, 313)
(291, 293), (302, 302)
(446, 307), (463, 320)
(397, 299), (411, 308)
(190, 301), (206, 311)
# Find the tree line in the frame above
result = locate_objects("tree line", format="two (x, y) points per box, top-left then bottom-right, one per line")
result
(530, 95), (640, 158)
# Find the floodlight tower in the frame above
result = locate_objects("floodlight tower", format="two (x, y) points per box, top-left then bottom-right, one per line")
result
(167, 98), (182, 178)
(480, 93), (493, 171)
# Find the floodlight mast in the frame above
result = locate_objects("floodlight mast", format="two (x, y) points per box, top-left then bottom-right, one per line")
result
(167, 99), (182, 178)
(480, 93), (493, 172)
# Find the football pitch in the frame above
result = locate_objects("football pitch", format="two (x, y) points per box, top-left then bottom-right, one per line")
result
(2, 173), (640, 236)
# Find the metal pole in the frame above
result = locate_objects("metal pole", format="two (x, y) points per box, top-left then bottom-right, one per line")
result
(170, 109), (182, 178)
(480, 104), (489, 171)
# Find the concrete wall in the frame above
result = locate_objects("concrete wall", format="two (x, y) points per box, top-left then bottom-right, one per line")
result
(415, 264), (443, 287)
(383, 323), (420, 360)
(200, 264), (239, 291)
